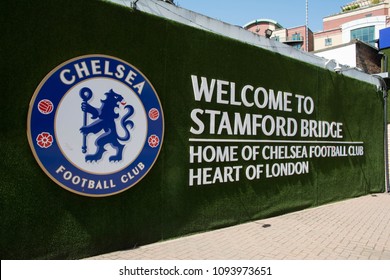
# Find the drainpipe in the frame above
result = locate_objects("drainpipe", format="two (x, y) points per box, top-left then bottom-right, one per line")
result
(383, 80), (389, 193)
(385, 54), (390, 193)
(383, 53), (389, 193)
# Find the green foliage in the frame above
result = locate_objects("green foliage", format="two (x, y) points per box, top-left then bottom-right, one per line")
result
(342, 3), (360, 12)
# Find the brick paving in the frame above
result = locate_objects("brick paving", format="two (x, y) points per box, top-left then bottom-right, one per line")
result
(86, 193), (390, 260)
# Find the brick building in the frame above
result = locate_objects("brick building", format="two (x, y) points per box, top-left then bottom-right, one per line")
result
(243, 19), (314, 52)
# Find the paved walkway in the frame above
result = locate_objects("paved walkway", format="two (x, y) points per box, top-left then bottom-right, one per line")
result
(86, 193), (390, 260)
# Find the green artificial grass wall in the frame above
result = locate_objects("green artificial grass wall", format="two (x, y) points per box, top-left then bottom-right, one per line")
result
(0, 0), (384, 259)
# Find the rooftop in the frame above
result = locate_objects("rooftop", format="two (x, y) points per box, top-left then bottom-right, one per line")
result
(243, 18), (283, 29)
(323, 0), (387, 19)
(341, 0), (385, 12)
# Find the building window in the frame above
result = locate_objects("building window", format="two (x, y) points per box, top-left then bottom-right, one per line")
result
(351, 26), (375, 46)
(274, 36), (280, 41)
(292, 33), (301, 41)
(325, 38), (332, 46)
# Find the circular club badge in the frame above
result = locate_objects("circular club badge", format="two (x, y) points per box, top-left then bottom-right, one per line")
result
(27, 55), (164, 197)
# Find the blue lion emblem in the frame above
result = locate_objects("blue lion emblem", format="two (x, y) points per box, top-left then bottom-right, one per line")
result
(80, 88), (134, 162)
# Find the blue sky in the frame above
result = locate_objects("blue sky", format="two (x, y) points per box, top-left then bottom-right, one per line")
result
(175, 0), (353, 32)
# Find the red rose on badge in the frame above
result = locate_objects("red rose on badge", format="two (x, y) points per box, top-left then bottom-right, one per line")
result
(148, 135), (159, 148)
(36, 132), (53, 148)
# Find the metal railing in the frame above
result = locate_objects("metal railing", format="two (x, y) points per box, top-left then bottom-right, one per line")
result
(276, 36), (304, 43)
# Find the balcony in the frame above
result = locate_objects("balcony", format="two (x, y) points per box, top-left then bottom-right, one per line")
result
(278, 36), (304, 43)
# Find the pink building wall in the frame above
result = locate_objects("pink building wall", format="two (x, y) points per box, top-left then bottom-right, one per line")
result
(246, 22), (277, 36)
(324, 8), (389, 30)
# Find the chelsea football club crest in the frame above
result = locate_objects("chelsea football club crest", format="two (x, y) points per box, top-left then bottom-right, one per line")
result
(27, 55), (164, 197)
